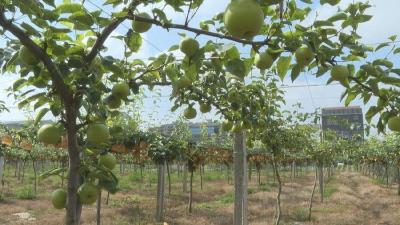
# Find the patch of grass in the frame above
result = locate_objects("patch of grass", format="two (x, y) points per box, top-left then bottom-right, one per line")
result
(218, 192), (234, 204)
(292, 207), (309, 222)
(15, 186), (36, 200)
(314, 204), (347, 213)
(259, 183), (272, 192)
(203, 171), (226, 181)
(0, 192), (4, 201)
(197, 192), (234, 210)
(128, 173), (144, 182)
(323, 186), (338, 198)
(110, 195), (143, 207)
(371, 178), (385, 186)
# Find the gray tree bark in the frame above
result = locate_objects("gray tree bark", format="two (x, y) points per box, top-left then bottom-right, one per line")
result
(183, 163), (188, 193)
(0, 156), (4, 186)
(233, 132), (248, 225)
(318, 165), (324, 203)
(308, 167), (318, 221)
(155, 162), (165, 222)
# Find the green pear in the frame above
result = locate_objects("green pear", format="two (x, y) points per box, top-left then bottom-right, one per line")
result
(19, 46), (40, 66)
(331, 65), (349, 83)
(184, 106), (197, 119)
(132, 12), (152, 33)
(295, 47), (314, 67)
(224, 0), (264, 39)
(388, 116), (400, 132)
(112, 82), (130, 99)
(179, 37), (199, 57)
(254, 51), (274, 70)
(38, 124), (62, 145)
(87, 123), (110, 147)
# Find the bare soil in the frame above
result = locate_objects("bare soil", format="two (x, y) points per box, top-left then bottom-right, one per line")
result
(1, 169), (400, 225)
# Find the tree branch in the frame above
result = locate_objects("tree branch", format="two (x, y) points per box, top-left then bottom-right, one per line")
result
(85, 17), (126, 64)
(126, 14), (270, 47)
(132, 63), (168, 82)
(85, 0), (141, 64)
(185, 0), (193, 26)
(0, 9), (73, 103)
(136, 81), (172, 86)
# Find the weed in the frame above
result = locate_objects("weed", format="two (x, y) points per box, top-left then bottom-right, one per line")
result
(323, 186), (338, 198)
(15, 186), (36, 200)
(292, 207), (309, 222)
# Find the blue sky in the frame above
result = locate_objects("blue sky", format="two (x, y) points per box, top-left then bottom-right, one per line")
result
(0, 0), (399, 130)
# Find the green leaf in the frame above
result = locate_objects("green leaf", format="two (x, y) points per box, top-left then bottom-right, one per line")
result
(365, 106), (380, 123)
(327, 13), (347, 23)
(358, 15), (373, 23)
(391, 68), (400, 75)
(125, 32), (142, 52)
(373, 59), (393, 68)
(290, 64), (302, 82)
(168, 45), (179, 51)
(316, 66), (328, 77)
(313, 20), (334, 27)
(393, 48), (400, 54)
(43, 0), (55, 7)
(34, 108), (50, 126)
(20, 22), (41, 36)
(375, 43), (389, 51)
(345, 92), (357, 106)
(388, 35), (397, 42)
(13, 78), (27, 91)
(18, 92), (46, 109)
(277, 56), (292, 81)
(56, 3), (82, 13)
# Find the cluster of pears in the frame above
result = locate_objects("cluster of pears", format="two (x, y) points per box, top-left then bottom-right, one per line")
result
(175, 37), (200, 90)
(47, 122), (115, 209)
(37, 122), (110, 147)
(104, 82), (130, 109)
(183, 101), (212, 120)
(220, 120), (254, 133)
(51, 152), (117, 209)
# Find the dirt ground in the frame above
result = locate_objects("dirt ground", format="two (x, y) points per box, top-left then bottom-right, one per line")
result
(0, 169), (400, 225)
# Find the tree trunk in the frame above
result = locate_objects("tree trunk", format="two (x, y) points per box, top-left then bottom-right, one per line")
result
(155, 162), (165, 222)
(272, 156), (282, 225)
(188, 170), (194, 213)
(227, 164), (231, 184)
(248, 162), (252, 182)
(65, 104), (82, 225)
(0, 156), (4, 187)
(166, 161), (171, 195)
(32, 160), (37, 194)
(21, 159), (26, 182)
(318, 165), (324, 203)
(233, 132), (247, 225)
(308, 167), (318, 221)
(397, 166), (400, 196)
(385, 165), (389, 188)
(183, 163), (188, 193)
(96, 190), (102, 225)
(200, 164), (203, 190)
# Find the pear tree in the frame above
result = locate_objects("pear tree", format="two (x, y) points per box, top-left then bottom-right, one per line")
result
(0, 1), (399, 225)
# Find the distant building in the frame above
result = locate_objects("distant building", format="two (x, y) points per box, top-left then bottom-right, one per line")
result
(321, 106), (364, 140)
(2, 120), (53, 129)
(158, 121), (220, 142)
